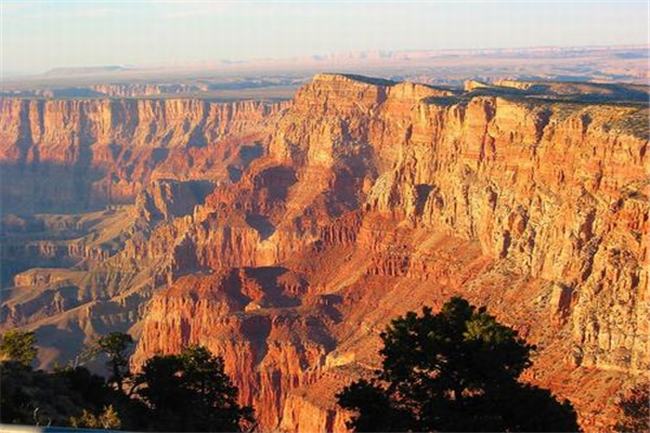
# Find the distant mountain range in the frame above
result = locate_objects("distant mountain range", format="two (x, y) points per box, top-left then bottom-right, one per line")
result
(43, 65), (133, 77)
(4, 44), (648, 85)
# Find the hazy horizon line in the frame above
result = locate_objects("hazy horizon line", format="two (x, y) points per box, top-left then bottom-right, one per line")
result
(4, 42), (648, 80)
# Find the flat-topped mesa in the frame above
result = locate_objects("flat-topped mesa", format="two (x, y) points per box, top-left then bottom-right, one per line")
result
(268, 73), (458, 167)
(311, 72), (397, 86)
(293, 73), (455, 114)
(310, 73), (456, 98)
(476, 78), (650, 103)
(493, 79), (538, 91)
(464, 79), (491, 92)
(311, 73), (650, 102)
(387, 80), (456, 100)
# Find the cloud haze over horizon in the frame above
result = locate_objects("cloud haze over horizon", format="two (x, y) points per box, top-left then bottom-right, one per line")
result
(2, 0), (649, 75)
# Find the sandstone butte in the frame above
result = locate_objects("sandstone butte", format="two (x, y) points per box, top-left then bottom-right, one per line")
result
(0, 73), (648, 432)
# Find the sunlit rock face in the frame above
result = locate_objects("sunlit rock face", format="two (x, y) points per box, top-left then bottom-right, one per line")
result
(0, 96), (287, 368)
(2, 74), (648, 432)
(0, 97), (287, 212)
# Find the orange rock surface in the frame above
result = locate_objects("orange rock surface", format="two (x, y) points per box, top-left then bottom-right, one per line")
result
(1, 74), (648, 432)
(0, 97), (287, 212)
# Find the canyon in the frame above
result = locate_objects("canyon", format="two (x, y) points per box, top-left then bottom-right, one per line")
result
(1, 74), (648, 432)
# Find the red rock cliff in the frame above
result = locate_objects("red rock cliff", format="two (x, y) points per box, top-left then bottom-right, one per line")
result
(129, 74), (648, 431)
(2, 74), (647, 432)
(0, 97), (287, 212)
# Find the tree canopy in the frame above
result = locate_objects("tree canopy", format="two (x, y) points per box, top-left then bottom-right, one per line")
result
(337, 296), (580, 432)
(133, 345), (254, 432)
(95, 331), (134, 392)
(0, 361), (112, 426)
(0, 331), (253, 432)
(0, 329), (37, 366)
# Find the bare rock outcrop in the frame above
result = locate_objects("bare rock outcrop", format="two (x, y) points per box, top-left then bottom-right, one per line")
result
(0, 97), (287, 212)
(2, 74), (647, 432)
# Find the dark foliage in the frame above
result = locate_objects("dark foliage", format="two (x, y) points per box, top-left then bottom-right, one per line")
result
(0, 331), (253, 432)
(337, 379), (416, 432)
(0, 361), (110, 426)
(0, 329), (37, 366)
(614, 383), (650, 433)
(95, 331), (134, 392)
(337, 296), (580, 432)
(132, 345), (254, 432)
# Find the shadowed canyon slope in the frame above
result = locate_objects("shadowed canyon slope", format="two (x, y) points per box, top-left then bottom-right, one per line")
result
(1, 74), (648, 432)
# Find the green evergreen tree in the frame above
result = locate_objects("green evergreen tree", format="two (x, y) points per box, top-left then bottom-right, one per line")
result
(337, 296), (580, 432)
(133, 345), (254, 432)
(95, 332), (134, 392)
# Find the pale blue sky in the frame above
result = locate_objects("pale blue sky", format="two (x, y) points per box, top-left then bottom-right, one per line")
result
(2, 1), (648, 74)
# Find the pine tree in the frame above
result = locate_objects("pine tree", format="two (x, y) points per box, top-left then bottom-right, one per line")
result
(337, 296), (580, 432)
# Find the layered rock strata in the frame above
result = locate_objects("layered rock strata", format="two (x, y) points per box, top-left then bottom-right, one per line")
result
(130, 74), (648, 431)
(2, 74), (648, 431)
(0, 97), (288, 212)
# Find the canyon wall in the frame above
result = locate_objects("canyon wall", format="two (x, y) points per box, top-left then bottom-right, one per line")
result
(2, 75), (648, 431)
(0, 97), (287, 212)
(129, 74), (648, 431)
(0, 96), (286, 367)
(90, 83), (208, 97)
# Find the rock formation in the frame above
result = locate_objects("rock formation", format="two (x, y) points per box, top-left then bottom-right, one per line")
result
(0, 97), (287, 212)
(1, 74), (648, 432)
